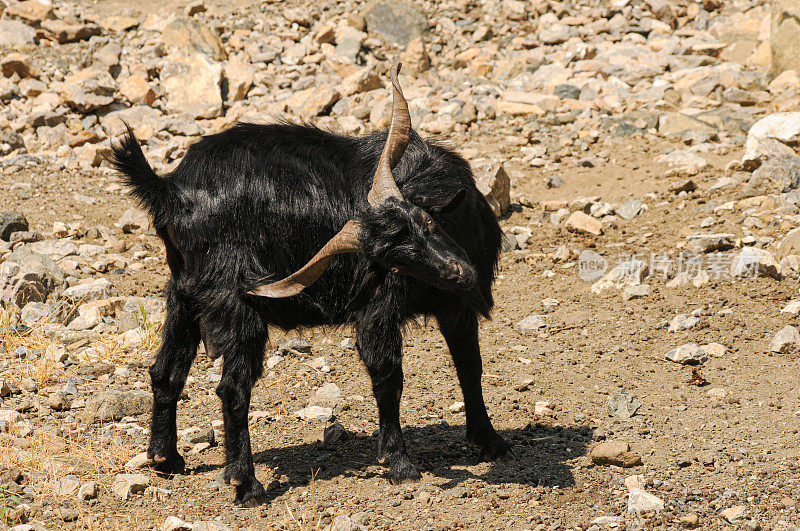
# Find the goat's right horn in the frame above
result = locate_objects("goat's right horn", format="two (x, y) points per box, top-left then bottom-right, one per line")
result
(248, 220), (363, 298)
(367, 62), (411, 208)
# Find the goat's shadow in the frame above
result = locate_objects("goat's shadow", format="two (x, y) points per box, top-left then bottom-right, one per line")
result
(196, 422), (592, 502)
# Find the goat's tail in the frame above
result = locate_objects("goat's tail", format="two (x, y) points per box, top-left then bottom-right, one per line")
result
(109, 125), (176, 225)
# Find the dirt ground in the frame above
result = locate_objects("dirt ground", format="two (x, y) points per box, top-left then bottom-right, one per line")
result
(6, 125), (800, 530)
(3, 0), (800, 529)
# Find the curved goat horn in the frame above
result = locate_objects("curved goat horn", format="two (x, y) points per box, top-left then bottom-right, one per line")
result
(248, 220), (363, 298)
(367, 62), (411, 207)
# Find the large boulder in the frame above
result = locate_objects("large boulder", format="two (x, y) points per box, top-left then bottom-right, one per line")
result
(0, 211), (28, 240)
(0, 20), (37, 47)
(364, 0), (427, 46)
(6, 246), (65, 292)
(772, 0), (800, 74)
(472, 159), (510, 217)
(160, 54), (223, 119)
(161, 17), (226, 60)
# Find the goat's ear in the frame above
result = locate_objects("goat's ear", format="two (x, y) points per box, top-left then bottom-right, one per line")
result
(345, 266), (387, 311)
(417, 189), (466, 216)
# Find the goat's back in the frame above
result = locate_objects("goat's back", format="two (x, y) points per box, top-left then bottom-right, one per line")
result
(143, 122), (502, 322)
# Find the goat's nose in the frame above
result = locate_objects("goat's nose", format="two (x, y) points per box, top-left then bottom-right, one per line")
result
(442, 260), (464, 280)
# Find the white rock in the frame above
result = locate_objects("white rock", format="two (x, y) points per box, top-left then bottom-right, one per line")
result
(316, 382), (342, 399)
(162, 516), (193, 531)
(516, 314), (546, 331)
(565, 211), (603, 236)
(747, 112), (800, 144)
(125, 451), (153, 470)
(295, 405), (333, 422)
(770, 325), (800, 353)
(112, 473), (150, 500)
(700, 343), (726, 358)
(668, 314), (700, 332)
(449, 401), (465, 413)
(266, 355), (283, 369)
(52, 475), (80, 497)
(782, 300), (800, 314)
(628, 488), (665, 514)
(77, 481), (97, 501)
(730, 248), (782, 279)
(665, 343), (707, 365)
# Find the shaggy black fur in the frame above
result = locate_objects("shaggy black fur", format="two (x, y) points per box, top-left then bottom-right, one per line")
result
(110, 122), (510, 506)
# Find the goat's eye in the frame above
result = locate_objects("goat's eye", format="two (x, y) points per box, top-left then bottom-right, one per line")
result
(425, 217), (433, 226)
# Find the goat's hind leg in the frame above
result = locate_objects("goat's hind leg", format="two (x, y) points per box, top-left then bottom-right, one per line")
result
(148, 284), (200, 475)
(212, 312), (269, 507)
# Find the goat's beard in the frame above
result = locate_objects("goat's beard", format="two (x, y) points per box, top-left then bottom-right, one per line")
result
(459, 286), (492, 318)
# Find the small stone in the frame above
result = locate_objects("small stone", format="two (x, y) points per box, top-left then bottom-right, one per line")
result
(590, 440), (642, 467)
(628, 487), (665, 514)
(125, 451), (154, 470)
(720, 506), (745, 523)
(162, 516), (193, 531)
(770, 325), (800, 354)
(161, 17), (225, 60)
(622, 284), (651, 300)
(0, 212), (29, 241)
(363, 0), (427, 46)
(449, 401), (465, 413)
(680, 514), (700, 528)
(340, 338), (355, 350)
(657, 150), (709, 177)
(730, 248), (782, 279)
(0, 20), (36, 47)
(534, 400), (553, 416)
(266, 355), (283, 369)
(223, 53), (254, 102)
(117, 208), (151, 233)
(578, 250), (608, 282)
(41, 19), (101, 43)
(323, 422), (349, 447)
(608, 389), (641, 419)
(565, 211), (603, 236)
(700, 343), (726, 358)
(78, 481), (98, 501)
(112, 473), (150, 500)
(119, 77), (156, 106)
(295, 405), (333, 422)
(685, 233), (734, 254)
(161, 54), (223, 119)
(617, 198), (643, 220)
(665, 343), (707, 365)
(316, 382), (342, 399)
(83, 390), (153, 422)
(52, 475), (81, 497)
(669, 314), (700, 332)
(516, 314), (546, 332)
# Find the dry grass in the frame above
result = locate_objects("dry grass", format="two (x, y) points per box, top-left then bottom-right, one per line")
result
(283, 468), (323, 530)
(0, 307), (160, 528)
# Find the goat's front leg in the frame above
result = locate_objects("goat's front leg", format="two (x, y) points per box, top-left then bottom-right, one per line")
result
(148, 285), (200, 475)
(356, 316), (421, 484)
(215, 327), (268, 507)
(437, 306), (514, 461)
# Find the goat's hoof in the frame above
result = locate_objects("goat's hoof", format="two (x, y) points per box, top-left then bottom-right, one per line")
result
(387, 460), (421, 485)
(149, 451), (185, 475)
(234, 479), (267, 508)
(477, 434), (515, 462)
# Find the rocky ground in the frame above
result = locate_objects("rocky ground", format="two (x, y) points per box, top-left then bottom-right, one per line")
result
(3, 0), (800, 529)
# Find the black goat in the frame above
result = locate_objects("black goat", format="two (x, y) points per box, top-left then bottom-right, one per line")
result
(111, 63), (511, 506)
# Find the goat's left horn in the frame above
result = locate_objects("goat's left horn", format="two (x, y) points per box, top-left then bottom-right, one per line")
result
(367, 62), (411, 207)
(248, 220), (363, 298)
